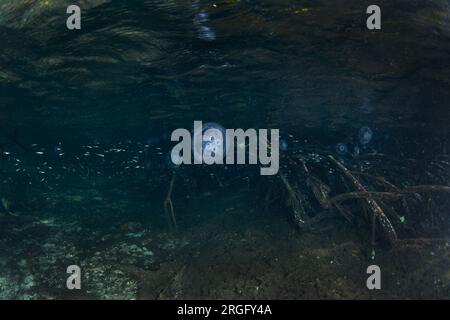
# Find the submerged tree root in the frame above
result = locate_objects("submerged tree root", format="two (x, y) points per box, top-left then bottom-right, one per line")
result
(327, 191), (405, 206)
(1, 197), (19, 217)
(350, 171), (399, 192)
(272, 150), (450, 251)
(279, 173), (308, 227)
(327, 186), (450, 207)
(164, 174), (178, 233)
(405, 185), (450, 193)
(327, 155), (398, 246)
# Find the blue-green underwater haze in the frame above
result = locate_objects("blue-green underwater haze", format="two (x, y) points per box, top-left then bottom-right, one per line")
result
(0, 0), (450, 299)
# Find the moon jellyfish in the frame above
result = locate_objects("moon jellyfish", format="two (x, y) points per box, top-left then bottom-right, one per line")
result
(352, 145), (361, 157)
(335, 142), (348, 155)
(192, 122), (226, 163)
(358, 126), (373, 145)
(280, 139), (288, 151)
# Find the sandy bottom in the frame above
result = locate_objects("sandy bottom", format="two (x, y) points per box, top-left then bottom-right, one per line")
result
(1, 188), (449, 300)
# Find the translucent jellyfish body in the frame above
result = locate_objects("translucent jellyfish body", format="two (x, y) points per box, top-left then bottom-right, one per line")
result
(358, 126), (373, 145)
(335, 142), (349, 155)
(192, 122), (226, 163)
(280, 139), (288, 151)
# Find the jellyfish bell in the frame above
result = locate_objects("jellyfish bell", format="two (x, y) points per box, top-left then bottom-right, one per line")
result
(335, 142), (349, 155)
(192, 122), (226, 164)
(358, 126), (373, 145)
(280, 139), (288, 151)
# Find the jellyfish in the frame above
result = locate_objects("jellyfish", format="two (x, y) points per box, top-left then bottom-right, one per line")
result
(335, 142), (349, 155)
(358, 126), (373, 145)
(280, 139), (288, 151)
(192, 122), (226, 163)
(352, 145), (361, 157)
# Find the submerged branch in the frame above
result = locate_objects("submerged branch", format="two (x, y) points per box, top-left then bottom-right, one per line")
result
(327, 155), (398, 246)
(327, 191), (404, 207)
(163, 174), (178, 233)
(279, 173), (308, 227)
(405, 185), (450, 193)
(351, 171), (399, 192)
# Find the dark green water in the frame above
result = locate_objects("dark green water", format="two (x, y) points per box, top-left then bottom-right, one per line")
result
(0, 0), (449, 300)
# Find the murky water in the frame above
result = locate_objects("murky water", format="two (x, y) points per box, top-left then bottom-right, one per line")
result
(0, 0), (449, 300)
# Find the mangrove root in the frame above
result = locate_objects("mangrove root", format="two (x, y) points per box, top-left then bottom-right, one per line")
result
(327, 191), (405, 207)
(163, 174), (178, 233)
(327, 155), (398, 246)
(279, 173), (308, 227)
(327, 185), (450, 207)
